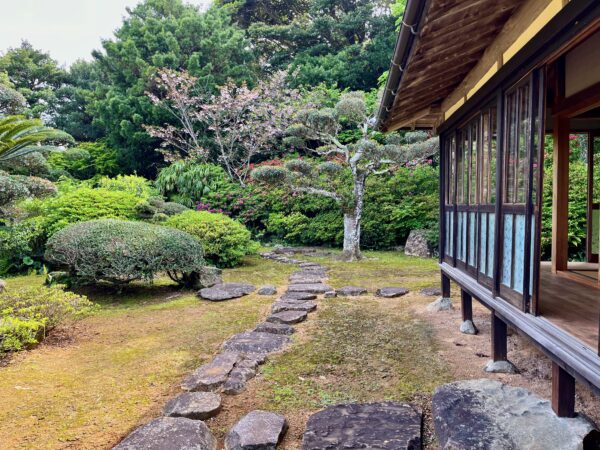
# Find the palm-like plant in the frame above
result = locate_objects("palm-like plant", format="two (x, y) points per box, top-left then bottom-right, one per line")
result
(0, 115), (74, 162)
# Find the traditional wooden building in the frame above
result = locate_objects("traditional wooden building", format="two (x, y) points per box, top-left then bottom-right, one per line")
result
(378, 0), (600, 417)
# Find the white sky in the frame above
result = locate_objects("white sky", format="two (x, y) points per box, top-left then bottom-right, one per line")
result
(0, 0), (213, 68)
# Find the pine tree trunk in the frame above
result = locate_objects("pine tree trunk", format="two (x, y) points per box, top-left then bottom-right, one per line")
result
(341, 175), (365, 261)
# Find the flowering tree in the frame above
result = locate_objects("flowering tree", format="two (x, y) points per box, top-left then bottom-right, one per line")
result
(252, 92), (438, 261)
(146, 69), (300, 186)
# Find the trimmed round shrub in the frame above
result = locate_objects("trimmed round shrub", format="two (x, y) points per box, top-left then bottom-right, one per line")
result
(164, 210), (258, 268)
(251, 166), (289, 184)
(38, 187), (141, 235)
(45, 219), (204, 285)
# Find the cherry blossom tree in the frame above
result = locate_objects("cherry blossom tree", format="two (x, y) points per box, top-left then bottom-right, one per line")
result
(252, 92), (438, 261)
(146, 69), (300, 185)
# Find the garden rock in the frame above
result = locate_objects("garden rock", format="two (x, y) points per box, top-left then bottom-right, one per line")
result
(114, 417), (217, 450)
(404, 229), (432, 258)
(427, 297), (453, 312)
(288, 283), (332, 294)
(420, 287), (442, 297)
(324, 291), (337, 298)
(376, 287), (409, 298)
(222, 366), (257, 395)
(289, 276), (325, 285)
(484, 360), (518, 374)
(163, 392), (221, 420)
(197, 266), (223, 288)
(0, 279), (5, 293)
(254, 322), (295, 335)
(181, 351), (241, 391)
(223, 331), (290, 355)
(199, 283), (256, 301)
(336, 286), (368, 296)
(267, 310), (308, 325)
(225, 410), (287, 450)
(258, 285), (277, 295)
(460, 319), (478, 335)
(432, 379), (599, 450)
(271, 301), (317, 314)
(280, 292), (317, 301)
(301, 402), (422, 450)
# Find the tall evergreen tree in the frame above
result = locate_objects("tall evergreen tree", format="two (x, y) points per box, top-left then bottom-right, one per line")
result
(90, 0), (257, 176)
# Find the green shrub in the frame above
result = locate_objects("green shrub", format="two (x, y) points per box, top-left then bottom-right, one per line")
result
(0, 152), (50, 177)
(165, 210), (258, 268)
(96, 174), (155, 199)
(36, 187), (141, 235)
(47, 141), (120, 179)
(135, 197), (189, 221)
(266, 212), (310, 243)
(156, 162), (230, 207)
(0, 285), (96, 352)
(45, 219), (205, 285)
(0, 216), (47, 275)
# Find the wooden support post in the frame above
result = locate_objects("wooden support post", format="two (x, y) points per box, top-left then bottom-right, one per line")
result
(552, 362), (575, 418)
(491, 311), (507, 362)
(461, 290), (473, 323)
(551, 115), (569, 273)
(441, 272), (451, 298)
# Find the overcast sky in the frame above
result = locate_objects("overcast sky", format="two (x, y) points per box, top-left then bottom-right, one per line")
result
(0, 0), (212, 67)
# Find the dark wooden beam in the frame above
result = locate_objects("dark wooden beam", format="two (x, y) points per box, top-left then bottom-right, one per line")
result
(491, 311), (508, 361)
(461, 289), (473, 322)
(551, 114), (569, 273)
(442, 272), (451, 298)
(552, 362), (576, 418)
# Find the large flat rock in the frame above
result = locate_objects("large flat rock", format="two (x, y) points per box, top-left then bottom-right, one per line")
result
(287, 283), (332, 294)
(254, 322), (295, 335)
(223, 331), (290, 355)
(181, 351), (240, 392)
(267, 310), (308, 325)
(225, 410), (287, 450)
(163, 392), (221, 420)
(376, 287), (409, 298)
(279, 292), (318, 302)
(272, 300), (317, 314)
(114, 417), (217, 450)
(199, 283), (256, 301)
(433, 379), (599, 450)
(336, 286), (368, 296)
(301, 402), (422, 450)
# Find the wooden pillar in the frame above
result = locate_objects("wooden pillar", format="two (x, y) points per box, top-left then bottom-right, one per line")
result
(551, 115), (569, 273)
(461, 290), (473, 323)
(441, 272), (451, 298)
(491, 311), (507, 362)
(552, 362), (575, 418)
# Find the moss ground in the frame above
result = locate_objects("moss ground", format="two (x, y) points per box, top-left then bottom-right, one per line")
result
(0, 252), (450, 449)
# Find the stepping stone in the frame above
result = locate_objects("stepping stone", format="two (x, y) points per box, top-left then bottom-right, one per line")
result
(258, 285), (277, 295)
(267, 310), (308, 325)
(254, 322), (295, 335)
(181, 351), (241, 392)
(225, 410), (287, 450)
(288, 283), (332, 294)
(420, 287), (442, 297)
(199, 283), (256, 301)
(223, 331), (290, 355)
(114, 417), (217, 450)
(280, 292), (317, 301)
(222, 366), (257, 395)
(272, 301), (317, 314)
(432, 379), (599, 450)
(376, 287), (409, 298)
(301, 402), (421, 450)
(336, 286), (368, 296)
(324, 291), (337, 298)
(300, 262), (323, 268)
(163, 392), (221, 420)
(289, 277), (325, 284)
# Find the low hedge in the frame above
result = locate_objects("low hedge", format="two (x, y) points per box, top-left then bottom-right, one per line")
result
(45, 219), (205, 285)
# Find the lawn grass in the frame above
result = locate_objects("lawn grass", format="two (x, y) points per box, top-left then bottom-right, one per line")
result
(0, 257), (294, 449)
(0, 251), (450, 449)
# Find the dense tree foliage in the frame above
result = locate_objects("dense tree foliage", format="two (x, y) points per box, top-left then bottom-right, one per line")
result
(89, 0), (257, 176)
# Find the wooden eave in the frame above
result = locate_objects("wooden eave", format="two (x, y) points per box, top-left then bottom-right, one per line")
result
(378, 0), (522, 131)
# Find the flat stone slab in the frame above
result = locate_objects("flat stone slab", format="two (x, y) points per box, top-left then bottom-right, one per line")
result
(223, 331), (290, 355)
(114, 417), (217, 450)
(258, 285), (277, 295)
(432, 379), (599, 450)
(420, 287), (442, 297)
(223, 366), (257, 395)
(164, 392), (221, 420)
(267, 310), (308, 325)
(301, 402), (422, 450)
(324, 291), (337, 298)
(288, 283), (332, 294)
(255, 321), (295, 335)
(272, 301), (317, 314)
(199, 283), (256, 301)
(376, 287), (409, 298)
(289, 277), (326, 284)
(336, 286), (368, 296)
(225, 410), (287, 450)
(280, 292), (317, 301)
(181, 351), (240, 392)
